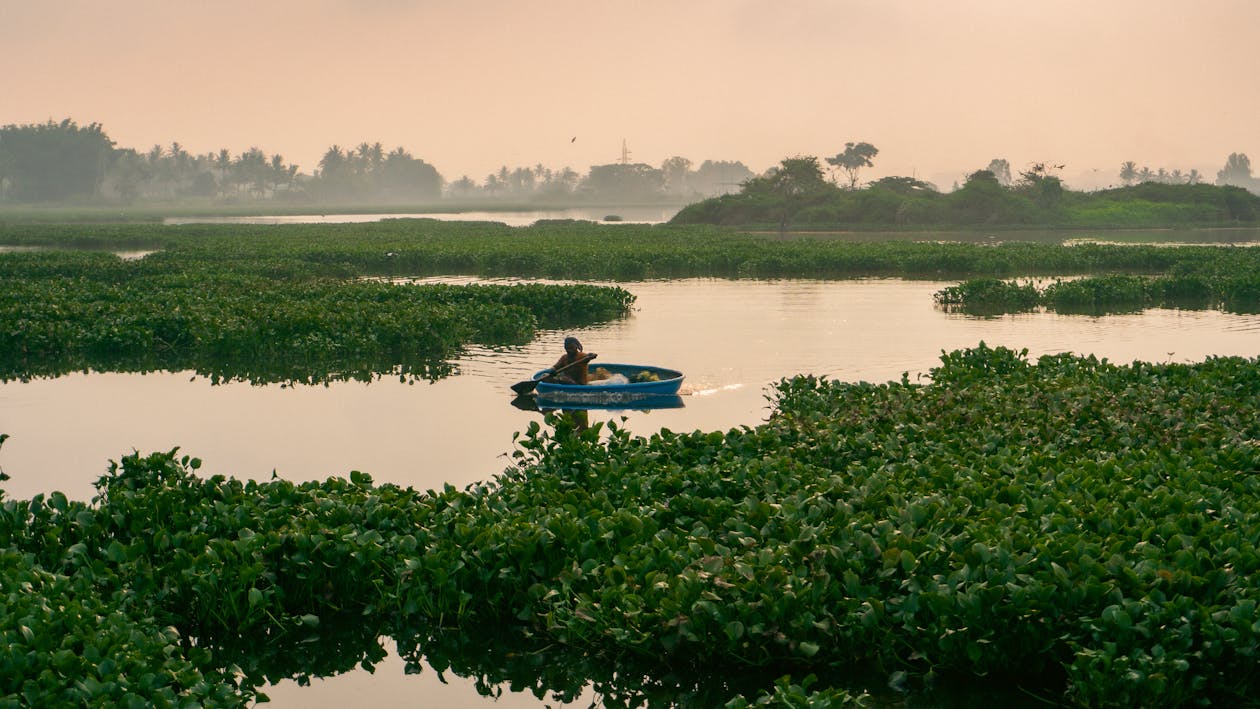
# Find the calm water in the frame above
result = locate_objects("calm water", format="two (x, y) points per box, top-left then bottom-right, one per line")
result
(3, 277), (1259, 706)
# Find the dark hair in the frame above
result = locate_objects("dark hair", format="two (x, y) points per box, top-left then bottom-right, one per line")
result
(564, 336), (582, 350)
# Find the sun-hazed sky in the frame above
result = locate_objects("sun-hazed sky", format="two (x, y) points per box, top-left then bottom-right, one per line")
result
(3, 0), (1258, 189)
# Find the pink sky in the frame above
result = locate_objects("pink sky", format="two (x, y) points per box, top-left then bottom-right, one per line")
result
(4, 0), (1258, 189)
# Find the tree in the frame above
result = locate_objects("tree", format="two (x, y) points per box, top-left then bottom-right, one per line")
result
(447, 175), (478, 200)
(986, 159), (1012, 186)
(949, 170), (1013, 223)
(355, 142), (384, 173)
(691, 160), (754, 197)
(508, 167), (536, 195)
(234, 148), (270, 197)
(484, 173), (502, 196)
(582, 163), (665, 202)
(1119, 161), (1138, 186)
(100, 148), (143, 203)
(661, 156), (692, 196)
(825, 142), (879, 190)
(0, 119), (115, 202)
(742, 156), (835, 233)
(1016, 163), (1065, 209)
(215, 149), (234, 197)
(1217, 153), (1254, 187)
(750, 156), (831, 197)
(538, 167), (580, 198)
(378, 148), (442, 202)
(169, 142), (193, 196)
(868, 176), (938, 195)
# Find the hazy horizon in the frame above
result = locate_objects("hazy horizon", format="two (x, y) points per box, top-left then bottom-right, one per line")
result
(5, 1), (1258, 190)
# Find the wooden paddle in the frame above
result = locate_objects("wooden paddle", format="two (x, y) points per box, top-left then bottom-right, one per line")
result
(510, 353), (596, 395)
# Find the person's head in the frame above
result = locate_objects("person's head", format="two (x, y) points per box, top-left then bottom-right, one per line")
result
(563, 336), (582, 354)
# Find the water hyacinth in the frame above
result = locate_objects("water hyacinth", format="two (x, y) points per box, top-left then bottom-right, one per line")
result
(0, 263), (635, 385)
(5, 346), (1260, 705)
(936, 271), (1260, 315)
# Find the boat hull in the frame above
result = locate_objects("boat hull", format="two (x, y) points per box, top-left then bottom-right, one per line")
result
(532, 363), (684, 399)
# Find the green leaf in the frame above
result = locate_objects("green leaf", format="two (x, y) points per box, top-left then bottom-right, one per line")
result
(105, 540), (127, 564)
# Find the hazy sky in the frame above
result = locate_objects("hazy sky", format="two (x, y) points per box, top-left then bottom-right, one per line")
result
(4, 0), (1258, 189)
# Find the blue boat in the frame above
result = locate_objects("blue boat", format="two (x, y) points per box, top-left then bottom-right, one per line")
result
(514, 393), (685, 412)
(536, 392), (685, 410)
(530, 363), (684, 400)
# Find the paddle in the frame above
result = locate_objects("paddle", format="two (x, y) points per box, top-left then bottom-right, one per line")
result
(510, 353), (596, 395)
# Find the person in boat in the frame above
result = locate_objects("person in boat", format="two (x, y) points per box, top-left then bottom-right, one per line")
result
(547, 336), (599, 384)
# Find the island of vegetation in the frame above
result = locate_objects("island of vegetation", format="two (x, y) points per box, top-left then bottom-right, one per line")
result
(671, 155), (1260, 231)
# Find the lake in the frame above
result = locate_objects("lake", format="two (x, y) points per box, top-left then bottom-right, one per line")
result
(2, 276), (1259, 706)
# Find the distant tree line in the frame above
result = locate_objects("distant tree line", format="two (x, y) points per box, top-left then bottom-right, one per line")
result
(312, 142), (441, 203)
(0, 120), (306, 205)
(1118, 161), (1204, 187)
(0, 118), (753, 206)
(443, 158), (754, 204)
(1112, 154), (1260, 192)
(674, 150), (1260, 229)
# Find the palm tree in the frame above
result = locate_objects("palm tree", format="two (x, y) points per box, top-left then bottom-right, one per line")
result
(235, 147), (268, 197)
(270, 154), (287, 193)
(1119, 161), (1138, 186)
(168, 142), (190, 196)
(216, 149), (233, 197)
(319, 146), (347, 176)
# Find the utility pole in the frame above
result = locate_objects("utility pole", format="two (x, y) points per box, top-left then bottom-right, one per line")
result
(620, 139), (631, 165)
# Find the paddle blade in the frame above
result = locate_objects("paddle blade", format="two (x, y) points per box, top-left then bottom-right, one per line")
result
(511, 379), (538, 395)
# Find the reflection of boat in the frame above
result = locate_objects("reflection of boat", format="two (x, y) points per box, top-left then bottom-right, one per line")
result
(530, 363), (685, 398)
(511, 393), (684, 413)
(544, 393), (684, 412)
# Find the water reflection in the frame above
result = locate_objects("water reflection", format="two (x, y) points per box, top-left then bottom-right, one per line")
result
(510, 392), (686, 434)
(0, 351), (457, 387)
(161, 205), (681, 227)
(510, 393), (685, 413)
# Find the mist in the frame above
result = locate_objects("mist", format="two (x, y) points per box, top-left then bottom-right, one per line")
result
(4, 1), (1257, 195)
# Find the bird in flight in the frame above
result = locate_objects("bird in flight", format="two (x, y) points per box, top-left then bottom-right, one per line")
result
(571, 136), (576, 143)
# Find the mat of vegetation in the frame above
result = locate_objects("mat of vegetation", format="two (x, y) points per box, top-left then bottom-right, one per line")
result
(0, 250), (634, 384)
(4, 345), (1259, 706)
(935, 266), (1260, 315)
(672, 174), (1260, 229)
(4, 220), (1260, 283)
(5, 221), (1258, 383)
